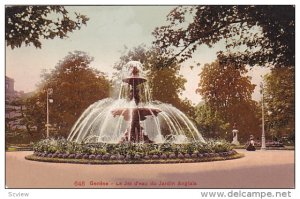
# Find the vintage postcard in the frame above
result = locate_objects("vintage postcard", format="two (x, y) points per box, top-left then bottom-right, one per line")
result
(4, 4), (296, 198)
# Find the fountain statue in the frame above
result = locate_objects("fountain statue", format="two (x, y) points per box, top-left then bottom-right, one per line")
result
(67, 61), (205, 144)
(231, 123), (240, 145)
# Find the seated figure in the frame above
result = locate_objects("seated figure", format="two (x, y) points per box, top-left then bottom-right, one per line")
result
(246, 135), (256, 151)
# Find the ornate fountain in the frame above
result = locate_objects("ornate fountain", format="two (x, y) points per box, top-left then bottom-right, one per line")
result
(67, 61), (205, 144)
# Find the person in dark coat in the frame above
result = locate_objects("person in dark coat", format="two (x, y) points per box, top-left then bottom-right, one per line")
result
(246, 135), (256, 151)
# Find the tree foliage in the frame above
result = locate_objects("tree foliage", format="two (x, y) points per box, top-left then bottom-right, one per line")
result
(264, 67), (295, 138)
(6, 5), (89, 49)
(197, 60), (260, 140)
(153, 5), (295, 67)
(194, 103), (230, 139)
(26, 51), (111, 137)
(23, 95), (46, 137)
(5, 94), (47, 143)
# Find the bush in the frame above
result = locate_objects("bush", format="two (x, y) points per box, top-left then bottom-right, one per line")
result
(75, 154), (82, 159)
(169, 153), (176, 159)
(160, 154), (167, 159)
(209, 153), (215, 157)
(110, 155), (117, 160)
(211, 139), (233, 153)
(117, 155), (125, 160)
(203, 153), (210, 157)
(32, 138), (234, 160)
(68, 154), (75, 159)
(178, 153), (184, 159)
(148, 149), (161, 156)
(83, 154), (89, 159)
(159, 143), (173, 152)
(197, 153), (203, 158)
(191, 153), (198, 158)
(102, 154), (110, 160)
(184, 154), (191, 158)
(125, 154), (131, 160)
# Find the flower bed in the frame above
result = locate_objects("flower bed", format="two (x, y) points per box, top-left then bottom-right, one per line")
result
(26, 138), (243, 164)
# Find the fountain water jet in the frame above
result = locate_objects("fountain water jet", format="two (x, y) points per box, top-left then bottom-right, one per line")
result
(67, 61), (205, 144)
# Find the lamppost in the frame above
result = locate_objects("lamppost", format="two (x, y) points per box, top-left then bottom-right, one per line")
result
(260, 82), (266, 150)
(46, 88), (53, 138)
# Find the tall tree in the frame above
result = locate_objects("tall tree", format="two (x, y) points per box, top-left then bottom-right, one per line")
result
(6, 6), (89, 49)
(197, 60), (260, 141)
(26, 51), (111, 137)
(23, 91), (56, 138)
(264, 67), (295, 139)
(153, 5), (295, 67)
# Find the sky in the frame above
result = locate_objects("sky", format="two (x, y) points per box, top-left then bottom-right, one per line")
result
(6, 6), (270, 104)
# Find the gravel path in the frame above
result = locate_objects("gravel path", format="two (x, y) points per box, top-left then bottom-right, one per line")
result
(5, 149), (294, 188)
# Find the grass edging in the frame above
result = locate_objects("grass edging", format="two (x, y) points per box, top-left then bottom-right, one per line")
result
(25, 153), (244, 165)
(233, 146), (294, 150)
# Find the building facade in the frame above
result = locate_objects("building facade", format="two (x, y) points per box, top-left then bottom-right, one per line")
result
(6, 76), (16, 99)
(5, 76), (26, 135)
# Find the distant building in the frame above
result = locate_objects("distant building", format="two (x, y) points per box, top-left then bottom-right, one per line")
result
(5, 76), (26, 101)
(5, 76), (27, 135)
(5, 76), (16, 100)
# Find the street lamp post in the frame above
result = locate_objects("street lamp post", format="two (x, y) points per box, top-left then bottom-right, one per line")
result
(260, 82), (266, 150)
(46, 88), (53, 138)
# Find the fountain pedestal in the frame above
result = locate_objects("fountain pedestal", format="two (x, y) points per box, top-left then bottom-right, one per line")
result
(231, 123), (240, 145)
(111, 66), (161, 143)
(112, 108), (160, 143)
